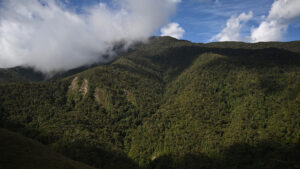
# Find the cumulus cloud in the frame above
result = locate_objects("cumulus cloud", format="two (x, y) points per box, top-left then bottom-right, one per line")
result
(160, 22), (185, 39)
(251, 0), (300, 42)
(0, 0), (179, 73)
(211, 11), (253, 41)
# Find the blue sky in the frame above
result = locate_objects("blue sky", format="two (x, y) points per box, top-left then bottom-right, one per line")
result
(173, 0), (273, 42)
(0, 0), (299, 71)
(64, 0), (300, 43)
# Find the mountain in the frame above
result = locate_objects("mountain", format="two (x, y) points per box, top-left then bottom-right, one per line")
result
(0, 128), (96, 169)
(0, 66), (45, 83)
(0, 36), (299, 169)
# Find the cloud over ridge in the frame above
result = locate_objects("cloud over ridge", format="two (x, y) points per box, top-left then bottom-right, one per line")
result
(211, 0), (300, 42)
(251, 0), (300, 42)
(160, 22), (185, 39)
(0, 0), (179, 73)
(211, 11), (253, 42)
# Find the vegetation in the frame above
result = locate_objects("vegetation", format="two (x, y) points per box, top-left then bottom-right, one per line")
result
(0, 66), (45, 83)
(0, 36), (299, 169)
(0, 128), (96, 169)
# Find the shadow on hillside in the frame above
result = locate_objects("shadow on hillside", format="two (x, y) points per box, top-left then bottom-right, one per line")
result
(203, 47), (300, 95)
(114, 45), (300, 83)
(207, 47), (300, 68)
(2, 121), (299, 169)
(55, 141), (140, 169)
(1, 45), (300, 169)
(0, 121), (139, 169)
(4, 119), (299, 169)
(149, 141), (300, 169)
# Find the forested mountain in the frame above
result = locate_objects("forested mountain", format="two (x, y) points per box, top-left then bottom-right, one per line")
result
(0, 66), (45, 83)
(0, 37), (299, 169)
(0, 128), (96, 169)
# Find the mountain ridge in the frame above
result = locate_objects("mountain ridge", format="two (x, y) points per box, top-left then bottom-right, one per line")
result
(0, 37), (299, 169)
(1, 36), (299, 83)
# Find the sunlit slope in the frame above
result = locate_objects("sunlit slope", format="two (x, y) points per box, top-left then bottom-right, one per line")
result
(0, 37), (299, 169)
(128, 50), (300, 166)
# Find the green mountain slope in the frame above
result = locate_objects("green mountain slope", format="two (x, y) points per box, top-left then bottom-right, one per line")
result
(0, 67), (45, 83)
(0, 37), (299, 169)
(129, 47), (300, 167)
(204, 41), (300, 54)
(0, 128), (96, 169)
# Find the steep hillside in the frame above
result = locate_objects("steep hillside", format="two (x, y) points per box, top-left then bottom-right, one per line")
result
(0, 67), (45, 83)
(204, 41), (300, 54)
(0, 37), (299, 169)
(128, 45), (300, 167)
(0, 128), (96, 169)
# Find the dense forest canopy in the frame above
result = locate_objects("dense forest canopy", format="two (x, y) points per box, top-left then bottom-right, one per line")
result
(0, 37), (299, 169)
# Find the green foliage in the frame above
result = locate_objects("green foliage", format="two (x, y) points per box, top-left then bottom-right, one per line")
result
(0, 66), (45, 83)
(0, 37), (299, 169)
(0, 128), (96, 169)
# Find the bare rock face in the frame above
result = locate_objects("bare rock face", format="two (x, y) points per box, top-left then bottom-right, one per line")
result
(94, 87), (113, 111)
(79, 79), (89, 96)
(94, 87), (105, 105)
(70, 77), (79, 91)
(69, 77), (89, 96)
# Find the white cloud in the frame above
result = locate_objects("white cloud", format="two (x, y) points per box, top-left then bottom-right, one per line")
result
(169, 0), (182, 3)
(211, 11), (253, 41)
(0, 0), (180, 73)
(251, 21), (287, 42)
(160, 22), (185, 39)
(268, 0), (300, 21)
(251, 0), (300, 42)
